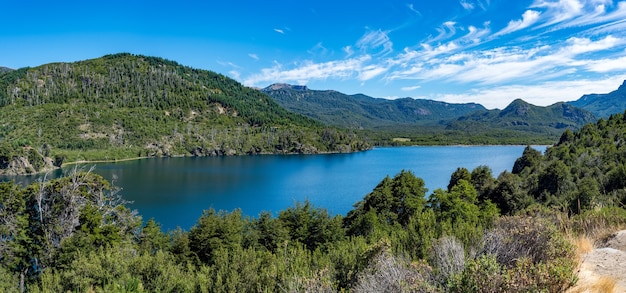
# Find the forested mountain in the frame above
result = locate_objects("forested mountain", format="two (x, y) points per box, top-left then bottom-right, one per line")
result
(263, 83), (605, 145)
(569, 80), (626, 118)
(0, 67), (12, 73)
(447, 99), (597, 139)
(0, 54), (369, 174)
(262, 83), (486, 128)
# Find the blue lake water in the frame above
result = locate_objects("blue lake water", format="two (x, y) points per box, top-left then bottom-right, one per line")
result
(4, 146), (546, 231)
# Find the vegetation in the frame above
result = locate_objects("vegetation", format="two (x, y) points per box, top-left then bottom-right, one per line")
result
(0, 54), (369, 174)
(2, 111), (626, 291)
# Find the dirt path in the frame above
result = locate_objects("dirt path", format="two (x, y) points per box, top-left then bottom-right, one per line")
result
(569, 230), (626, 292)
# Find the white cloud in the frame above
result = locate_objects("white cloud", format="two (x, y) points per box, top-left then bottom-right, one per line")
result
(248, 53), (259, 61)
(531, 0), (585, 27)
(495, 10), (541, 36)
(460, 0), (475, 10)
(401, 85), (422, 91)
(434, 77), (626, 109)
(429, 21), (458, 43)
(229, 70), (241, 80)
(407, 3), (422, 16)
(562, 36), (622, 55)
(585, 55), (626, 72)
(243, 56), (372, 87)
(274, 28), (285, 34)
(308, 42), (329, 56)
(356, 29), (394, 56)
(358, 65), (388, 81)
(343, 46), (354, 57)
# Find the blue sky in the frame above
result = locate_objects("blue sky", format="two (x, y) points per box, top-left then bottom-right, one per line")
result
(2, 0), (626, 109)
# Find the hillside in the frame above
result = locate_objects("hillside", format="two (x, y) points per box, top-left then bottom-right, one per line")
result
(0, 67), (12, 73)
(446, 99), (597, 141)
(569, 80), (626, 118)
(0, 54), (369, 174)
(262, 83), (485, 128)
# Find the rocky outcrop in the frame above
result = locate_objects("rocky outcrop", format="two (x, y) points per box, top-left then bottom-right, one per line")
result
(0, 155), (57, 175)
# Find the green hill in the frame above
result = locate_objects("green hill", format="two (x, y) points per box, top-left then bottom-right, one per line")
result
(262, 83), (485, 129)
(568, 80), (626, 118)
(0, 67), (12, 73)
(446, 99), (597, 142)
(0, 54), (369, 174)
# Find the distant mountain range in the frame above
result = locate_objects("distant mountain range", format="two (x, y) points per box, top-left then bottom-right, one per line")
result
(447, 99), (597, 137)
(261, 83), (485, 129)
(0, 67), (13, 73)
(568, 80), (626, 118)
(263, 81), (626, 143)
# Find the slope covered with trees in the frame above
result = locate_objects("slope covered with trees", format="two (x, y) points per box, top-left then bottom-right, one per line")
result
(0, 54), (369, 174)
(445, 99), (597, 145)
(569, 80), (626, 118)
(2, 112), (626, 292)
(263, 83), (605, 145)
(262, 83), (485, 129)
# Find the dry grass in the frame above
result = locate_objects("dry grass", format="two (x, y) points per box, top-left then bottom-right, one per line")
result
(574, 235), (594, 260)
(568, 276), (617, 293)
(592, 277), (618, 293)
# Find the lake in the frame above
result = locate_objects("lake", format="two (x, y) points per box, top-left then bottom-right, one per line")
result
(4, 146), (546, 231)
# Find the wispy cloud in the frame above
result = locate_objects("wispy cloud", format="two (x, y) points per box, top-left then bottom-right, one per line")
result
(495, 10), (541, 36)
(401, 85), (422, 91)
(343, 46), (354, 58)
(531, 0), (585, 27)
(248, 53), (259, 61)
(243, 56), (372, 86)
(356, 29), (393, 56)
(585, 55), (626, 72)
(307, 42), (328, 56)
(407, 3), (422, 16)
(429, 21), (458, 43)
(274, 28), (285, 34)
(229, 70), (241, 80)
(460, 0), (475, 10)
(432, 77), (626, 109)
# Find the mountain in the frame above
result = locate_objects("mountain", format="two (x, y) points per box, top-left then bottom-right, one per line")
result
(568, 80), (626, 118)
(0, 54), (369, 174)
(262, 83), (485, 129)
(448, 99), (597, 138)
(0, 67), (13, 73)
(262, 83), (600, 144)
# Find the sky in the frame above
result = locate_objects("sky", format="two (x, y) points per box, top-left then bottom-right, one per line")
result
(2, 0), (626, 109)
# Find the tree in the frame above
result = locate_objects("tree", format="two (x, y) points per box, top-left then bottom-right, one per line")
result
(512, 146), (542, 174)
(470, 165), (495, 202)
(448, 167), (471, 191)
(345, 170), (427, 235)
(278, 200), (344, 251)
(188, 209), (244, 265)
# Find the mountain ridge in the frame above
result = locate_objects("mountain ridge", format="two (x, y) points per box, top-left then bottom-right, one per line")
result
(261, 83), (486, 129)
(568, 80), (626, 118)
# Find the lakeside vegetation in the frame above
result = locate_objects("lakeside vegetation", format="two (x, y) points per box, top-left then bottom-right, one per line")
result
(2, 110), (626, 292)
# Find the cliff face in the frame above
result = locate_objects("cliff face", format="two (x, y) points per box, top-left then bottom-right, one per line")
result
(0, 153), (56, 175)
